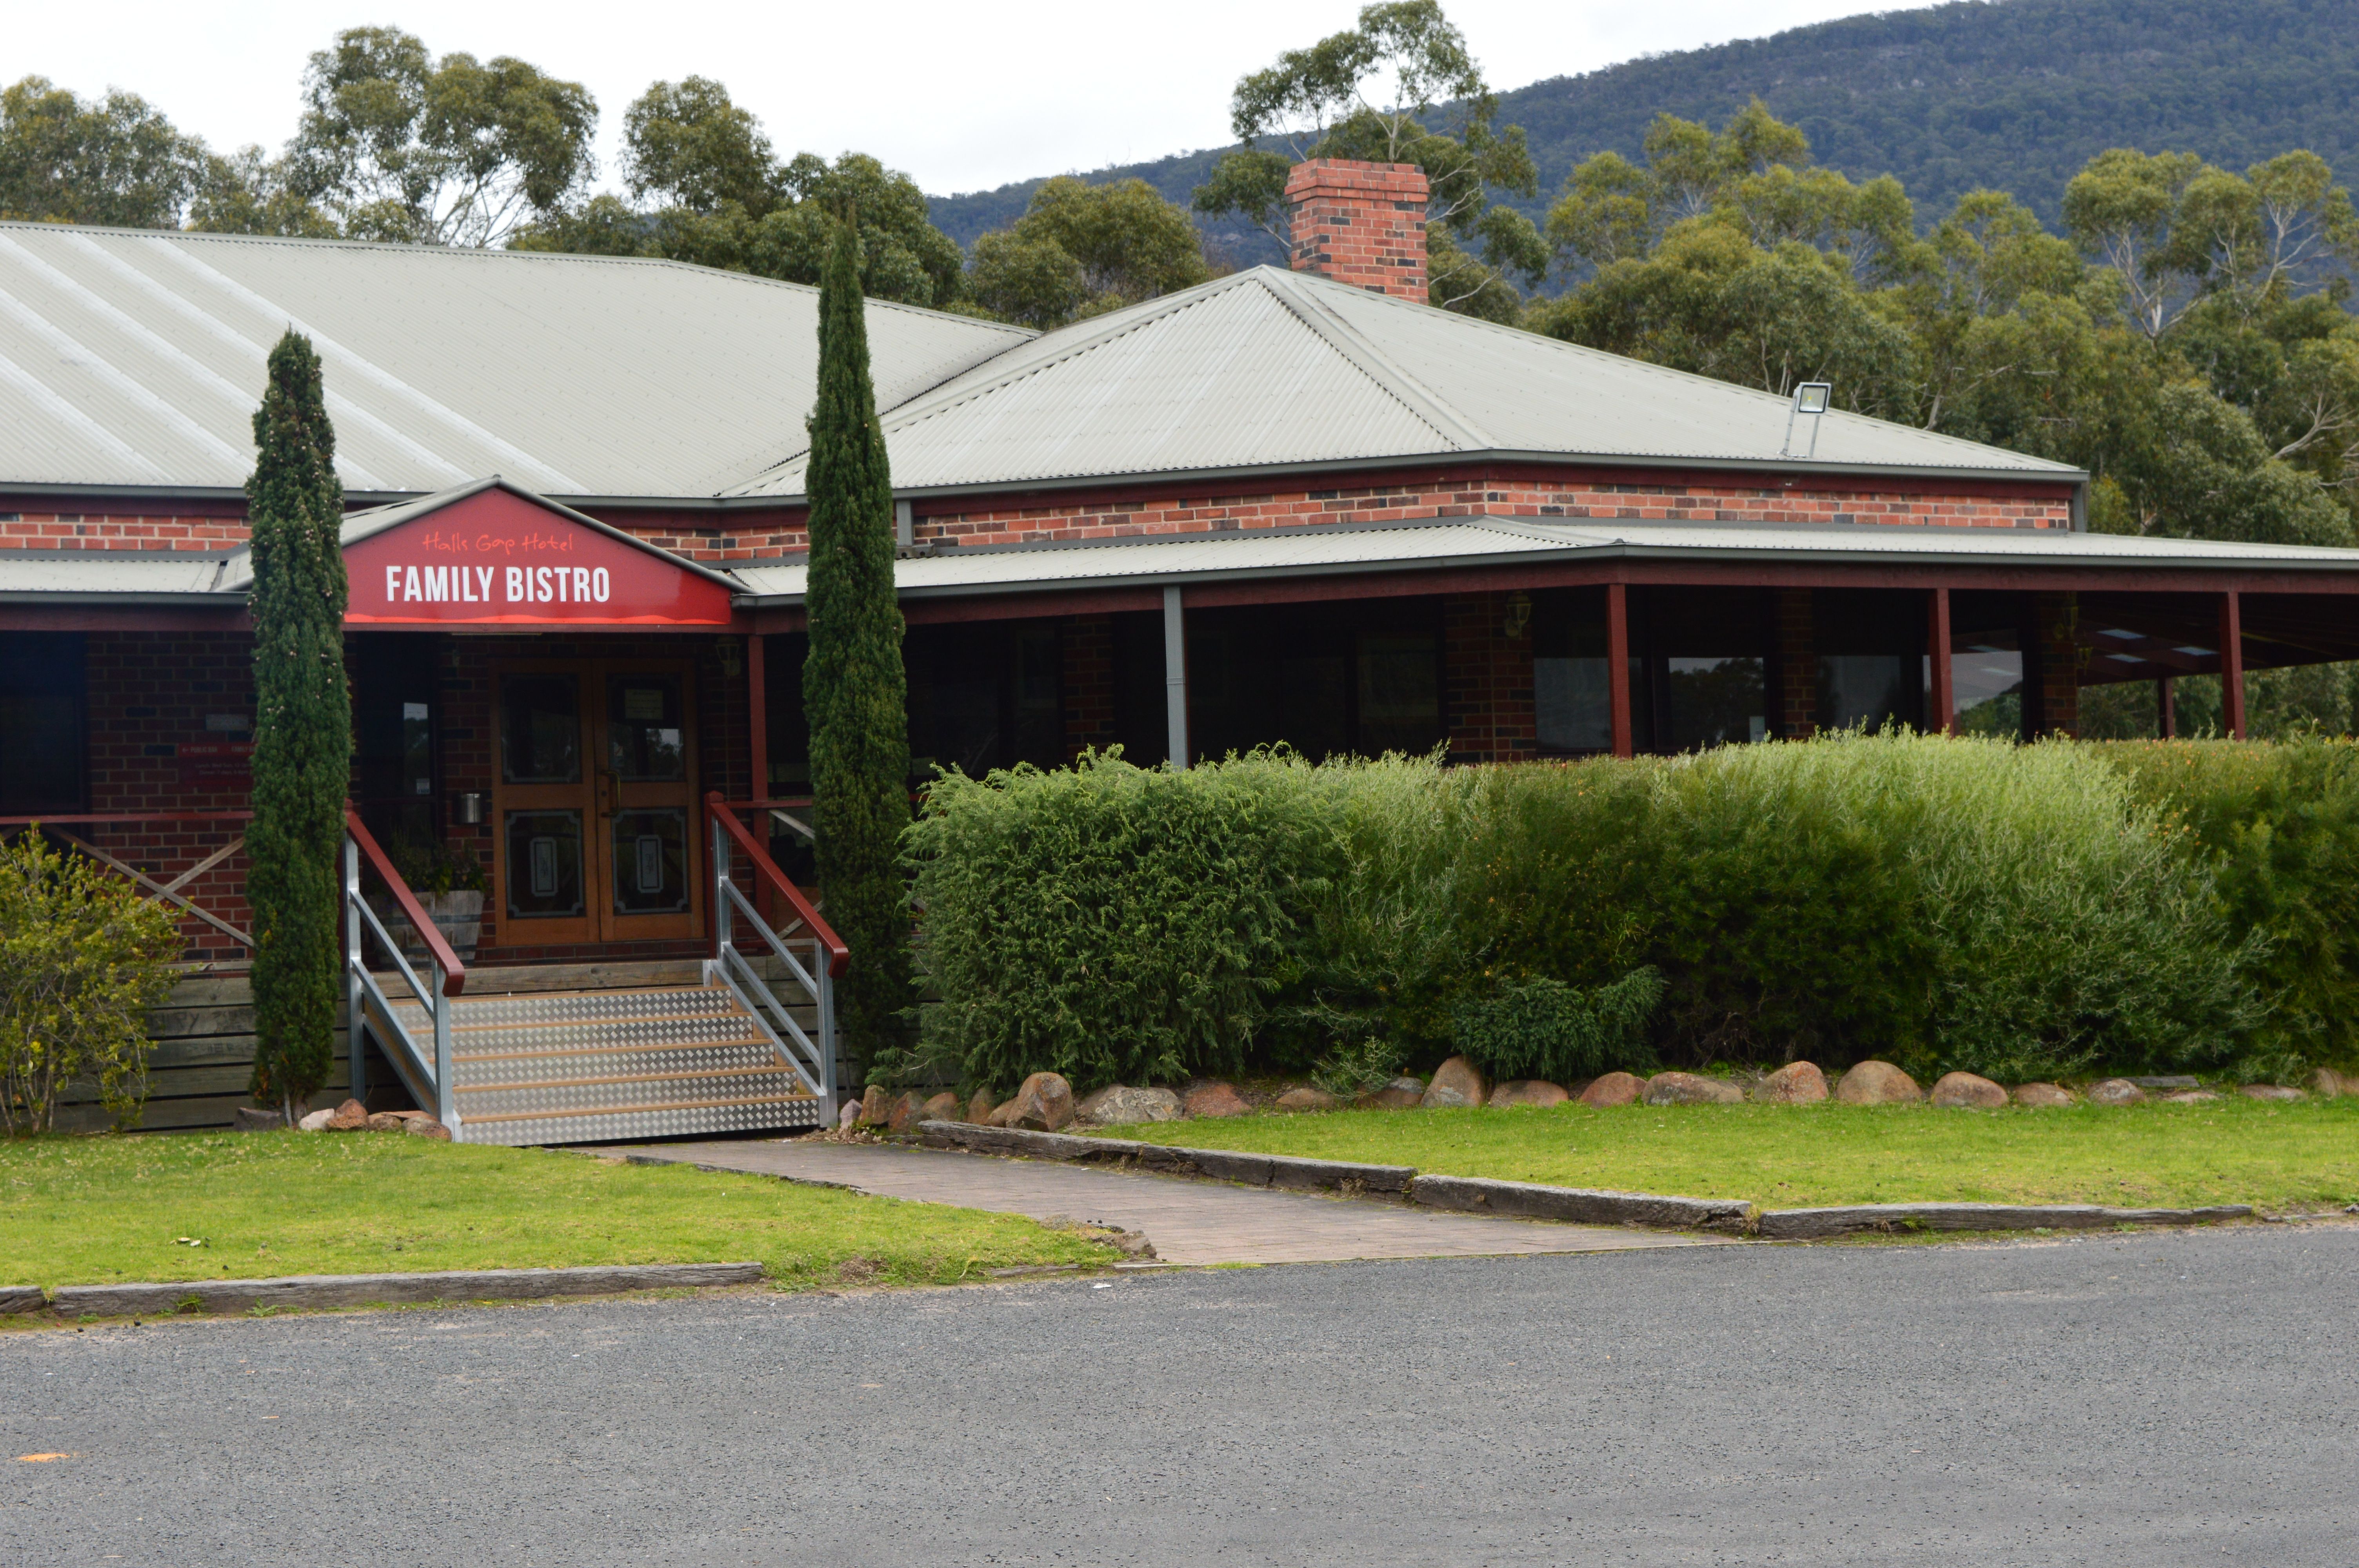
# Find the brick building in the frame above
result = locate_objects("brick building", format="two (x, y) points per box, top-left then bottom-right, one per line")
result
(7, 159), (2359, 1137)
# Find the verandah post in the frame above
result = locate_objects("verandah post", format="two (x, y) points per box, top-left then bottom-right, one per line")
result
(2219, 591), (2246, 739)
(1162, 586), (1189, 768)
(1928, 587), (1955, 735)
(1605, 581), (1633, 758)
(746, 631), (767, 924)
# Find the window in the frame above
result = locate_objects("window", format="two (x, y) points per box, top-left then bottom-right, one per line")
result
(0, 633), (85, 813)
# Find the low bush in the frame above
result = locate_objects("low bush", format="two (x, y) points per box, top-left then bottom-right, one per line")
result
(2097, 738), (2359, 1081)
(1451, 968), (1663, 1085)
(0, 828), (184, 1134)
(905, 734), (2275, 1093)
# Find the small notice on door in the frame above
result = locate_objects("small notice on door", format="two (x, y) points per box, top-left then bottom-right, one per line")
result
(623, 687), (665, 720)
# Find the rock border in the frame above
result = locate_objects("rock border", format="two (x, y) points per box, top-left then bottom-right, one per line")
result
(1756, 1203), (2252, 1240)
(37, 1262), (764, 1319)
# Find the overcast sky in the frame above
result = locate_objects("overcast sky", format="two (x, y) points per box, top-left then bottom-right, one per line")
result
(9, 1), (1941, 197)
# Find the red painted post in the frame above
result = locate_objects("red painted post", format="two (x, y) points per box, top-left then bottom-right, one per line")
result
(1606, 582), (1634, 758)
(745, 632), (767, 921)
(1928, 587), (1955, 735)
(2219, 592), (2246, 739)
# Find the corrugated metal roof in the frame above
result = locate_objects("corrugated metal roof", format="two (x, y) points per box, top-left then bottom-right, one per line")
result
(726, 268), (2081, 500)
(727, 517), (2359, 603)
(0, 551), (232, 599)
(0, 223), (1029, 499)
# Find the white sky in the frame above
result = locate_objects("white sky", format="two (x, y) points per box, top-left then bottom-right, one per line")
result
(7, 1), (1940, 196)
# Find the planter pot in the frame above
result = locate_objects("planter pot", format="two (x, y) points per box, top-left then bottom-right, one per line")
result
(376, 889), (483, 966)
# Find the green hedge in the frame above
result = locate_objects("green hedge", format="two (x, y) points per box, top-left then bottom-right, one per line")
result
(902, 734), (2322, 1095)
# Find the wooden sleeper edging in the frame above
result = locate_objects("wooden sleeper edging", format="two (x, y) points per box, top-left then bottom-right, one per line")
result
(1755, 1203), (2253, 1240)
(1, 1285), (45, 1314)
(916, 1120), (1413, 1194)
(41, 1262), (764, 1318)
(1407, 1174), (1754, 1232)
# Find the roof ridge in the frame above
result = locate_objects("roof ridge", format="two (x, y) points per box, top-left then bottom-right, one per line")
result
(723, 271), (1281, 495)
(1258, 270), (1492, 451)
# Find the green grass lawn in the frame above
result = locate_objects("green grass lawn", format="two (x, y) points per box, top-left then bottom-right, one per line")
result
(0, 1132), (1109, 1297)
(1103, 1098), (2359, 1212)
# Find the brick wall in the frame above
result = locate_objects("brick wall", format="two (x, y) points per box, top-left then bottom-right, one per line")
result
(1443, 592), (1539, 764)
(1774, 589), (1817, 739)
(0, 507), (251, 552)
(1284, 159), (1431, 303)
(84, 630), (259, 965)
(1060, 614), (1117, 761)
(909, 473), (2075, 550)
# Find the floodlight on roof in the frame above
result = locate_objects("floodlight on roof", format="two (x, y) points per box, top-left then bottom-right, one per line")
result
(1780, 381), (1834, 459)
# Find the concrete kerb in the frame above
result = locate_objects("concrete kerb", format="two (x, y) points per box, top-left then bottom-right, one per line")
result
(915, 1121), (2263, 1240)
(35, 1263), (765, 1319)
(1756, 1202), (2254, 1240)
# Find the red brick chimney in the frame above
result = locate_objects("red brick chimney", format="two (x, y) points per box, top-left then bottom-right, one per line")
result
(1284, 159), (1430, 304)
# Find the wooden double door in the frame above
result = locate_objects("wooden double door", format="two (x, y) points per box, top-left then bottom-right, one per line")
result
(491, 660), (702, 946)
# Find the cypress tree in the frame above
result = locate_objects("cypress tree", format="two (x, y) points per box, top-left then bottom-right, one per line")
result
(803, 216), (917, 1076)
(245, 332), (351, 1122)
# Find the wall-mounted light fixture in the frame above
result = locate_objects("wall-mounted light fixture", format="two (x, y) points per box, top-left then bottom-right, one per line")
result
(1780, 381), (1834, 460)
(1502, 590), (1533, 640)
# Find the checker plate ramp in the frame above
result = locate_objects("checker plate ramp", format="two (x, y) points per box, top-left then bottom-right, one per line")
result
(382, 981), (823, 1146)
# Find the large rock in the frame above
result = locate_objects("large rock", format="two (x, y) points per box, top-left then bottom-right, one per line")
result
(2310, 1068), (2352, 1098)
(296, 1108), (336, 1132)
(1421, 1056), (1488, 1109)
(885, 1092), (930, 1133)
(1005, 1072), (1076, 1131)
(365, 1111), (409, 1132)
(1488, 1079), (1569, 1109)
(1643, 1071), (1744, 1106)
(1835, 1061), (1921, 1105)
(2086, 1078), (2146, 1105)
(2161, 1089), (2221, 1103)
(232, 1106), (285, 1132)
(1356, 1076), (1426, 1109)
(922, 1091), (963, 1123)
(2241, 1084), (2305, 1102)
(2011, 1082), (2076, 1107)
(967, 1090), (996, 1125)
(324, 1098), (371, 1131)
(1578, 1071), (1642, 1107)
(857, 1084), (888, 1127)
(1273, 1085), (1339, 1113)
(1076, 1085), (1184, 1125)
(402, 1117), (452, 1142)
(1182, 1082), (1251, 1119)
(1929, 1072), (2007, 1110)
(1755, 1062), (1828, 1104)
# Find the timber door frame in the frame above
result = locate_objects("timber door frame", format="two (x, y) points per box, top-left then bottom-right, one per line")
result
(488, 657), (704, 949)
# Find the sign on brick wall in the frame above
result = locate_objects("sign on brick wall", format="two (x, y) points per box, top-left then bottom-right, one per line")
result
(343, 485), (734, 627)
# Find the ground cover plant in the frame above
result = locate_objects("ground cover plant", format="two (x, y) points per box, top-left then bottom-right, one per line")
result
(907, 733), (2310, 1096)
(1092, 1098), (2359, 1212)
(0, 1133), (1107, 1297)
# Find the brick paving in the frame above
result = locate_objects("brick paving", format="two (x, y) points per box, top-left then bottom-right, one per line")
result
(605, 1137), (1723, 1266)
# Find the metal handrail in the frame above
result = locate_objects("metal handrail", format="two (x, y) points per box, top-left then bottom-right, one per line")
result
(342, 808), (462, 1128)
(706, 793), (840, 1123)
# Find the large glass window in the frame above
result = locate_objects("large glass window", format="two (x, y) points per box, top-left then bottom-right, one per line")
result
(500, 675), (580, 784)
(1813, 590), (1926, 734)
(0, 633), (85, 813)
(349, 633), (437, 853)
(1532, 588), (1612, 755)
(1186, 599), (1444, 763)
(1637, 588), (1772, 753)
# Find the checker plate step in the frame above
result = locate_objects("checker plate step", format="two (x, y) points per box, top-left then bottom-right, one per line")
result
(378, 982), (822, 1146)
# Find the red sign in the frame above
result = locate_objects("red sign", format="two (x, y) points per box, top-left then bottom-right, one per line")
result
(343, 487), (734, 626)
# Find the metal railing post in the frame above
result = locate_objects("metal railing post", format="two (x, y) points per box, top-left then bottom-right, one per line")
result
(344, 835), (366, 1104)
(712, 815), (733, 960)
(432, 955), (455, 1127)
(816, 938), (836, 1118)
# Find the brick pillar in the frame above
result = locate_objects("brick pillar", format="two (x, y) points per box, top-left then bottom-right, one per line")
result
(1061, 614), (1117, 762)
(2032, 591), (2081, 737)
(1283, 159), (1430, 303)
(1443, 592), (1537, 764)
(1775, 589), (1816, 739)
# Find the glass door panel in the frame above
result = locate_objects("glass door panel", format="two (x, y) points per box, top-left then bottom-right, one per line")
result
(594, 665), (700, 941)
(492, 669), (597, 944)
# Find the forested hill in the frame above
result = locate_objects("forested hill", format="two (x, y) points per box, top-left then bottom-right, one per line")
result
(926, 0), (2359, 253)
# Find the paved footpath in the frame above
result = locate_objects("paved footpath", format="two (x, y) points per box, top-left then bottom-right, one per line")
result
(5, 1226), (2352, 1565)
(605, 1136), (1719, 1264)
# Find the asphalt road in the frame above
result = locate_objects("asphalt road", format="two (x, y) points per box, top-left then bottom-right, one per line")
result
(4, 1224), (2353, 1566)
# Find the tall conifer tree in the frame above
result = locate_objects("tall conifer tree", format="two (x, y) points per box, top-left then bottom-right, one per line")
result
(803, 216), (916, 1073)
(246, 331), (350, 1122)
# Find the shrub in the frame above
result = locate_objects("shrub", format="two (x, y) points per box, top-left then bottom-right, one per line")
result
(2097, 738), (2359, 1080)
(1450, 967), (1663, 1084)
(901, 750), (1346, 1094)
(0, 829), (184, 1134)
